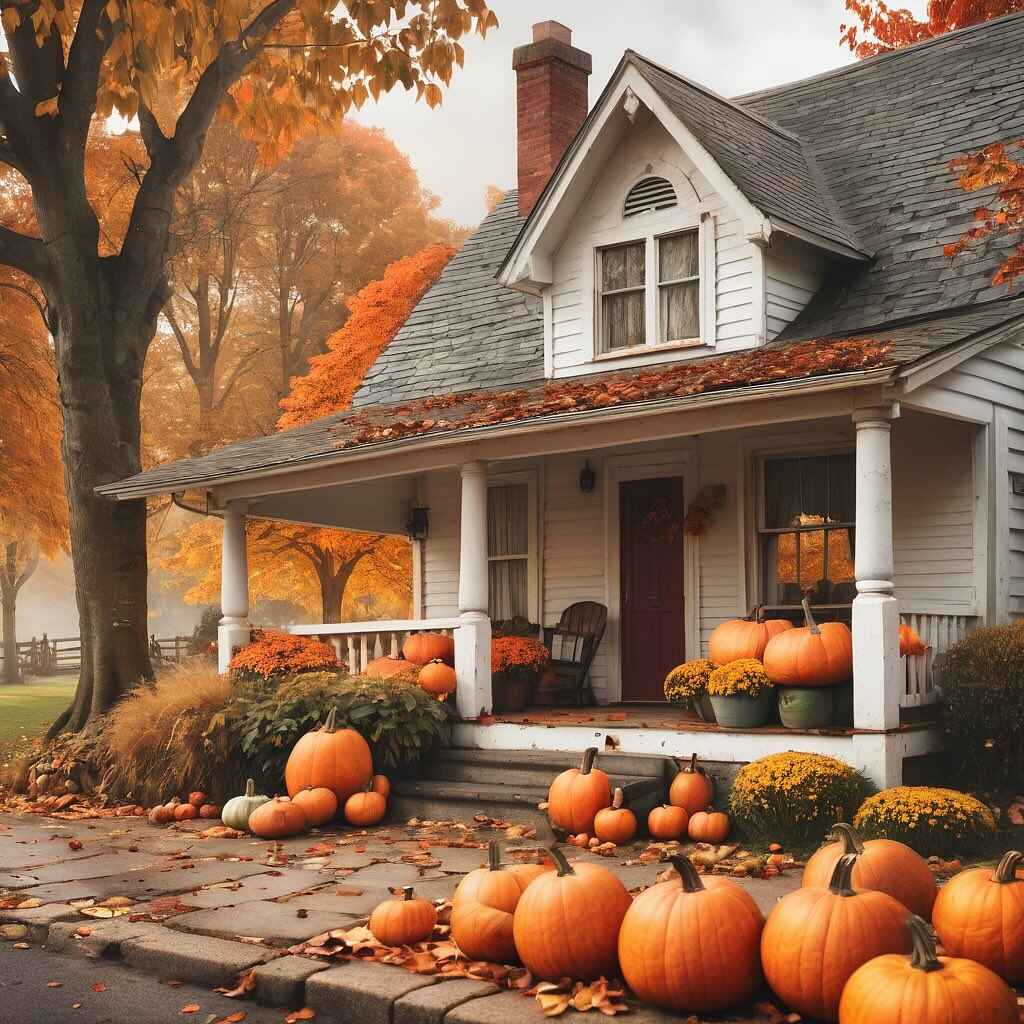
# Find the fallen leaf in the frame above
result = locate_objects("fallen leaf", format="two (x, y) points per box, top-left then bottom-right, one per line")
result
(17, 898), (42, 909)
(212, 1012), (246, 1023)
(214, 968), (257, 999)
(285, 1010), (315, 1023)
(166, 981), (185, 988)
(181, 1004), (201, 1014)
(80, 906), (131, 919)
(47, 981), (62, 988)
(13, 942), (30, 949)
(72, 1003), (82, 1009)
(1, 924), (29, 940)
(90, 982), (107, 993)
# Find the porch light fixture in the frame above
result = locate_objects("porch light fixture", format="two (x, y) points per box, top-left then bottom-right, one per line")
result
(579, 461), (596, 494)
(406, 504), (430, 542)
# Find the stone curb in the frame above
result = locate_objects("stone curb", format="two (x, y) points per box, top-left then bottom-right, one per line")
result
(120, 927), (279, 987)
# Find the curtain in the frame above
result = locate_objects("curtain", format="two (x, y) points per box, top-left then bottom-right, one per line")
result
(487, 484), (529, 620)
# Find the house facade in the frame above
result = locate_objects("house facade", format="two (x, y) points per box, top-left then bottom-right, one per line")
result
(101, 16), (1024, 789)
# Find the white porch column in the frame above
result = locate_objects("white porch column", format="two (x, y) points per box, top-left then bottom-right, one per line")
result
(455, 461), (492, 718)
(852, 405), (901, 780)
(218, 500), (251, 673)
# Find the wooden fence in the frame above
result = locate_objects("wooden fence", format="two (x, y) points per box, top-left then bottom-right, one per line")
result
(0, 634), (192, 677)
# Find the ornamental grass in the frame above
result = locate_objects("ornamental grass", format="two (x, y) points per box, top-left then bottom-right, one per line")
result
(707, 658), (774, 699)
(730, 751), (867, 848)
(854, 786), (997, 857)
(663, 659), (714, 705)
(229, 629), (337, 681)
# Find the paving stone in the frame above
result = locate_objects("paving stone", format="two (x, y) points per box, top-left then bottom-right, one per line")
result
(46, 918), (164, 958)
(394, 978), (499, 1024)
(0, 836), (113, 869)
(253, 955), (331, 1007)
(426, 847), (492, 873)
(278, 883), (392, 917)
(323, 849), (390, 870)
(0, 850), (158, 889)
(0, 901), (80, 942)
(167, 900), (360, 946)
(306, 960), (437, 1024)
(121, 927), (277, 986)
(178, 869), (323, 908)
(447, 990), (547, 1024)
(345, 862), (445, 887)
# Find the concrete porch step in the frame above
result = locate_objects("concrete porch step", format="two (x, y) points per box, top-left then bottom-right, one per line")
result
(428, 746), (674, 785)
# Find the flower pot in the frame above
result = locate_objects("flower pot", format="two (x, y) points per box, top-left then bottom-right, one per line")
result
(831, 681), (854, 726)
(492, 674), (535, 712)
(709, 690), (775, 728)
(778, 686), (833, 729)
(692, 693), (716, 723)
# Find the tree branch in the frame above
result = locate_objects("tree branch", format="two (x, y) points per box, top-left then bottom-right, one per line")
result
(0, 225), (51, 286)
(215, 346), (265, 409)
(163, 302), (199, 381)
(62, 0), (113, 149)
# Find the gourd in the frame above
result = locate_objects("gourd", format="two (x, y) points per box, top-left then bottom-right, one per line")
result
(802, 822), (936, 920)
(418, 660), (457, 697)
(593, 789), (637, 845)
(248, 797), (308, 839)
(668, 753), (714, 816)
(369, 886), (437, 946)
(932, 850), (1024, 982)
(648, 804), (689, 841)
(291, 787), (338, 827)
(188, 791), (207, 808)
(221, 779), (271, 832)
(364, 656), (419, 679)
(688, 810), (730, 843)
(838, 914), (1018, 1024)
(174, 803), (197, 821)
(284, 707), (373, 802)
(761, 853), (912, 1022)
(148, 805), (172, 825)
(198, 803), (221, 820)
(763, 598), (853, 686)
(344, 784), (387, 827)
(403, 632), (455, 667)
(618, 855), (765, 1013)
(512, 845), (631, 981)
(708, 607), (793, 665)
(547, 747), (611, 835)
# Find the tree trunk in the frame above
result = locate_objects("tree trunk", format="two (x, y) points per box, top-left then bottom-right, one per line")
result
(1, 574), (19, 685)
(317, 559), (362, 624)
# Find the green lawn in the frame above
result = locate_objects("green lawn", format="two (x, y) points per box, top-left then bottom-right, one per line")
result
(0, 675), (77, 745)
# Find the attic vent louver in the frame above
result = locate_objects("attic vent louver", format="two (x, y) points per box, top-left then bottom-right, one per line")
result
(623, 176), (677, 218)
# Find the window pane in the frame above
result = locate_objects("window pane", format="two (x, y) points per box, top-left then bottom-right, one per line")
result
(659, 231), (698, 282)
(601, 242), (644, 291)
(487, 484), (529, 557)
(764, 458), (802, 528)
(799, 457), (829, 521)
(659, 281), (699, 342)
(829, 453), (856, 523)
(489, 559), (528, 620)
(602, 291), (645, 349)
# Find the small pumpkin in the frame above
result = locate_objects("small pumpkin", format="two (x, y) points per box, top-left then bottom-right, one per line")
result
(344, 783), (387, 827)
(403, 632), (455, 667)
(173, 803), (198, 821)
(803, 822), (936, 920)
(619, 855), (765, 1013)
(418, 659), (456, 697)
(593, 788), (637, 845)
(284, 707), (373, 803)
(688, 810), (730, 843)
(221, 779), (271, 832)
(763, 597), (853, 686)
(148, 805), (172, 825)
(668, 753), (714, 816)
(188, 791), (207, 808)
(648, 804), (689, 841)
(932, 850), (1024, 982)
(512, 844), (632, 981)
(364, 656), (419, 679)
(291, 787), (338, 827)
(198, 803), (221, 820)
(369, 885), (437, 946)
(761, 853), (912, 1022)
(371, 774), (390, 799)
(248, 797), (308, 839)
(547, 747), (612, 836)
(838, 913), (1018, 1024)
(708, 607), (794, 665)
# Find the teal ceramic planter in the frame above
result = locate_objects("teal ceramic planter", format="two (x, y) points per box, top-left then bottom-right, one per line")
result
(778, 686), (834, 729)
(709, 690), (775, 728)
(693, 693), (716, 723)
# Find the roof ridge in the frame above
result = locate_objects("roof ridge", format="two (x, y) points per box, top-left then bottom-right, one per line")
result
(734, 9), (1024, 104)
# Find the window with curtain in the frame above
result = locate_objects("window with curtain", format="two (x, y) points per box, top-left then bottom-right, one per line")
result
(599, 241), (646, 351)
(759, 453), (856, 619)
(658, 230), (699, 343)
(487, 483), (530, 621)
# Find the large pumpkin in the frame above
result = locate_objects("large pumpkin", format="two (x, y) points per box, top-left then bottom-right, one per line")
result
(708, 607), (793, 665)
(418, 660), (457, 697)
(512, 845), (631, 981)
(619, 856), (765, 1013)
(668, 753), (714, 815)
(248, 797), (308, 839)
(932, 850), (1024, 983)
(220, 778), (270, 832)
(403, 632), (455, 667)
(369, 885), (437, 946)
(803, 822), (936, 920)
(593, 788), (637, 845)
(284, 707), (373, 802)
(364, 656), (419, 679)
(547, 747), (611, 836)
(763, 597), (852, 686)
(838, 913), (1018, 1024)
(291, 787), (338, 827)
(761, 853), (912, 1022)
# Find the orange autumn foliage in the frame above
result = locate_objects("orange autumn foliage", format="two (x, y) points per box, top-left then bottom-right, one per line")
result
(491, 637), (549, 674)
(229, 629), (338, 679)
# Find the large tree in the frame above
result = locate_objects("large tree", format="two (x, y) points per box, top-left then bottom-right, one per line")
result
(0, 0), (496, 732)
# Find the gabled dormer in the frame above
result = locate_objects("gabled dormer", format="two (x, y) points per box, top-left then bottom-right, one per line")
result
(499, 31), (872, 379)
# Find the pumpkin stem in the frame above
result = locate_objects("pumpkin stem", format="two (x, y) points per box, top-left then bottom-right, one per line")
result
(906, 915), (942, 973)
(580, 747), (598, 775)
(611, 788), (624, 810)
(671, 855), (706, 893)
(830, 822), (865, 855)
(487, 840), (502, 871)
(827, 852), (859, 896)
(548, 844), (575, 877)
(244, 779), (255, 798)
(686, 752), (700, 775)
(752, 605), (764, 623)
(322, 707), (338, 734)
(401, 885), (414, 901)
(801, 597), (821, 635)
(992, 850), (1024, 883)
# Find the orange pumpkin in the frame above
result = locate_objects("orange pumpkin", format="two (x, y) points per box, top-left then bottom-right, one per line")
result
(291, 787), (338, 827)
(708, 607), (794, 665)
(365, 656), (420, 679)
(688, 810), (730, 843)
(371, 774), (390, 799)
(418, 659), (456, 697)
(619, 856), (765, 1013)
(188, 790), (207, 808)
(648, 804), (689, 841)
(247, 797), (308, 839)
(898, 623), (928, 657)
(198, 803), (221, 820)
(802, 822), (936, 920)
(344, 785), (387, 827)
(761, 853), (912, 1022)
(148, 805), (172, 825)
(369, 885), (437, 946)
(173, 803), (198, 821)
(593, 788), (637, 845)
(547, 747), (611, 836)
(284, 707), (373, 802)
(512, 845), (632, 981)
(403, 632), (455, 667)
(932, 850), (1024, 983)
(763, 597), (853, 686)
(839, 913), (1018, 1024)
(668, 753), (714, 815)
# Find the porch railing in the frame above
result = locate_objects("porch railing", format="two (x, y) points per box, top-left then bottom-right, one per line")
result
(898, 612), (975, 707)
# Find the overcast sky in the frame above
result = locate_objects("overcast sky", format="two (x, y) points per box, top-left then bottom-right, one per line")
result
(353, 0), (927, 226)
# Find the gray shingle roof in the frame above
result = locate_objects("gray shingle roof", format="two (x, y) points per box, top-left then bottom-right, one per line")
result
(353, 192), (544, 407)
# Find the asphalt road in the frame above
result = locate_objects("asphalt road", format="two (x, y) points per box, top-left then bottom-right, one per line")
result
(0, 943), (299, 1024)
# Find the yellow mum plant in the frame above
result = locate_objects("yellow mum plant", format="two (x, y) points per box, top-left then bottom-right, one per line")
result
(730, 751), (866, 846)
(664, 659), (715, 705)
(854, 786), (997, 857)
(707, 658), (774, 699)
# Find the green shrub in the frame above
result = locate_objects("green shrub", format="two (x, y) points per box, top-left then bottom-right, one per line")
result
(939, 623), (1024, 790)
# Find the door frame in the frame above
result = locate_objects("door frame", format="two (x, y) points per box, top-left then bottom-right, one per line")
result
(604, 448), (701, 703)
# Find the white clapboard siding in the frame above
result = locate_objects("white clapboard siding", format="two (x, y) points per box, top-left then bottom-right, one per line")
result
(764, 238), (827, 340)
(421, 470), (461, 618)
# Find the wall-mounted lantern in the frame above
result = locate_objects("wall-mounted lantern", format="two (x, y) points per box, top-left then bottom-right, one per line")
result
(406, 504), (430, 542)
(579, 460), (596, 494)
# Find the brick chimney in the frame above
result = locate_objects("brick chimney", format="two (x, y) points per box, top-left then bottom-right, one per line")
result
(513, 21), (592, 218)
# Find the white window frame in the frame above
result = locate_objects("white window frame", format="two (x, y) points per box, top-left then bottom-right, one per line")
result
(486, 470), (539, 624)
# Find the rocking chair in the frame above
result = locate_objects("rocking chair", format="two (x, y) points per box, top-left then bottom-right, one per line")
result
(540, 601), (608, 707)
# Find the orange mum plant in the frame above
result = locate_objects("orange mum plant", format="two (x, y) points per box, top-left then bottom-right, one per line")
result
(229, 630), (338, 681)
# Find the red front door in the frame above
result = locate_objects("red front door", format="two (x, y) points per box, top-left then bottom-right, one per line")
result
(620, 477), (686, 701)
